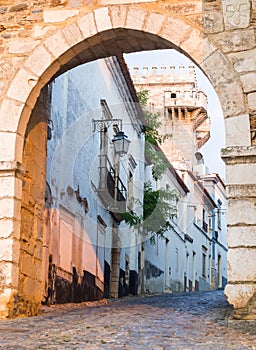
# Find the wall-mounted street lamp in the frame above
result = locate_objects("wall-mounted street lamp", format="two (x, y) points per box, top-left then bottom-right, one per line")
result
(92, 119), (130, 155)
(112, 131), (130, 156)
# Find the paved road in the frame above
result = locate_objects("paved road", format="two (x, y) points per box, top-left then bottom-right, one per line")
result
(0, 290), (256, 349)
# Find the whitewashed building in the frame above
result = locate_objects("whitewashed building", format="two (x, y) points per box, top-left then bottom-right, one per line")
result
(132, 64), (228, 294)
(199, 173), (228, 289)
(42, 58), (228, 305)
(43, 56), (145, 304)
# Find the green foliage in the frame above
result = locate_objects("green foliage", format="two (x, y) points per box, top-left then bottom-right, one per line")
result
(122, 90), (177, 244)
(122, 182), (178, 244)
(137, 90), (149, 109)
(145, 145), (170, 181)
(138, 89), (171, 181)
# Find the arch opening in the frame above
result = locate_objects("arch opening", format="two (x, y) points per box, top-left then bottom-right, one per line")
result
(0, 6), (255, 319)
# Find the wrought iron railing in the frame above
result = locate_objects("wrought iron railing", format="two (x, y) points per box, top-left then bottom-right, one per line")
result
(98, 154), (127, 203)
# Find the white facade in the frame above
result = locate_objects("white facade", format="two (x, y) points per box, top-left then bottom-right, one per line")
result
(199, 173), (228, 289)
(143, 169), (188, 293)
(132, 64), (228, 295)
(43, 58), (228, 304)
(143, 164), (218, 294)
(44, 56), (145, 303)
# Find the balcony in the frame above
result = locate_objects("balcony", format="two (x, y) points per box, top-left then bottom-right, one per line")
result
(97, 155), (127, 222)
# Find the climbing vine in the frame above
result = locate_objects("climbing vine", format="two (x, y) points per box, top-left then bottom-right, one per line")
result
(138, 89), (171, 181)
(122, 90), (178, 243)
(122, 182), (177, 244)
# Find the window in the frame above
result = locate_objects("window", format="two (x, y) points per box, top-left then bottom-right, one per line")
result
(202, 253), (206, 278)
(208, 216), (212, 232)
(128, 171), (134, 210)
(202, 208), (208, 232)
(171, 93), (177, 98)
(202, 246), (207, 279)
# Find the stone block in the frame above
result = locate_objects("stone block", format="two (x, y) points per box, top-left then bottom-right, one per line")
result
(44, 31), (70, 60)
(43, 9), (79, 23)
(160, 16), (191, 47)
(181, 28), (202, 63)
(31, 185), (45, 206)
(203, 12), (224, 34)
(227, 226), (256, 248)
(77, 12), (97, 39)
(6, 38), (39, 54)
(126, 8), (146, 31)
(202, 49), (235, 88)
(20, 253), (37, 279)
(240, 73), (256, 94)
(0, 99), (24, 133)
(20, 210), (34, 241)
(0, 238), (19, 263)
(34, 242), (43, 261)
(225, 283), (255, 309)
(217, 81), (245, 117)
(226, 163), (256, 185)
(2, 56), (20, 87)
(0, 219), (20, 240)
(32, 25), (55, 40)
(0, 197), (21, 221)
(227, 198), (256, 226)
(94, 7), (112, 32)
(202, 37), (217, 62)
(225, 114), (250, 147)
(247, 92), (256, 112)
(109, 5), (128, 28)
(35, 258), (42, 281)
(62, 23), (84, 49)
(0, 261), (19, 287)
(228, 248), (256, 282)
(0, 132), (23, 163)
(7, 68), (38, 104)
(22, 276), (41, 300)
(0, 176), (22, 199)
(144, 12), (165, 34)
(213, 28), (255, 53)
(24, 46), (53, 77)
(0, 287), (13, 318)
(228, 49), (256, 73)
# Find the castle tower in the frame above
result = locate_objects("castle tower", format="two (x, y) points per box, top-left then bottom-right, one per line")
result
(131, 65), (210, 171)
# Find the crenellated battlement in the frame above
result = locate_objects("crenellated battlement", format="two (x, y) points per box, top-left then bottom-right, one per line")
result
(131, 64), (207, 110)
(131, 64), (197, 84)
(131, 63), (211, 165)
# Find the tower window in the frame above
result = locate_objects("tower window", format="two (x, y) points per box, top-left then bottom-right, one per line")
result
(171, 93), (177, 98)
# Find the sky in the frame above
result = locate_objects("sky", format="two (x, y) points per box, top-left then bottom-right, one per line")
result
(124, 49), (226, 180)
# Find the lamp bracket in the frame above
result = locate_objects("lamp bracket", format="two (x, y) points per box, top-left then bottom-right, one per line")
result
(92, 119), (122, 132)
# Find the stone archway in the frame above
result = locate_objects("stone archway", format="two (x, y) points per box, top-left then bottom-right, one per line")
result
(0, 1), (255, 319)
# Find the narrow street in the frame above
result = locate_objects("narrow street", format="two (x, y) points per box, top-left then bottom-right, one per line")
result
(0, 290), (256, 349)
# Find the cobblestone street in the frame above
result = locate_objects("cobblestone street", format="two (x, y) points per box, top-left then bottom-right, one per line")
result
(0, 290), (256, 349)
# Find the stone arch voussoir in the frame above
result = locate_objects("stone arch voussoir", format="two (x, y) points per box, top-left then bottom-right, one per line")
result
(3, 7), (205, 149)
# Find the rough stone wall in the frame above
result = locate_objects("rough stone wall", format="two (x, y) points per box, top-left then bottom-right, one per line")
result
(0, 0), (255, 318)
(202, 0), (256, 319)
(15, 87), (49, 317)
